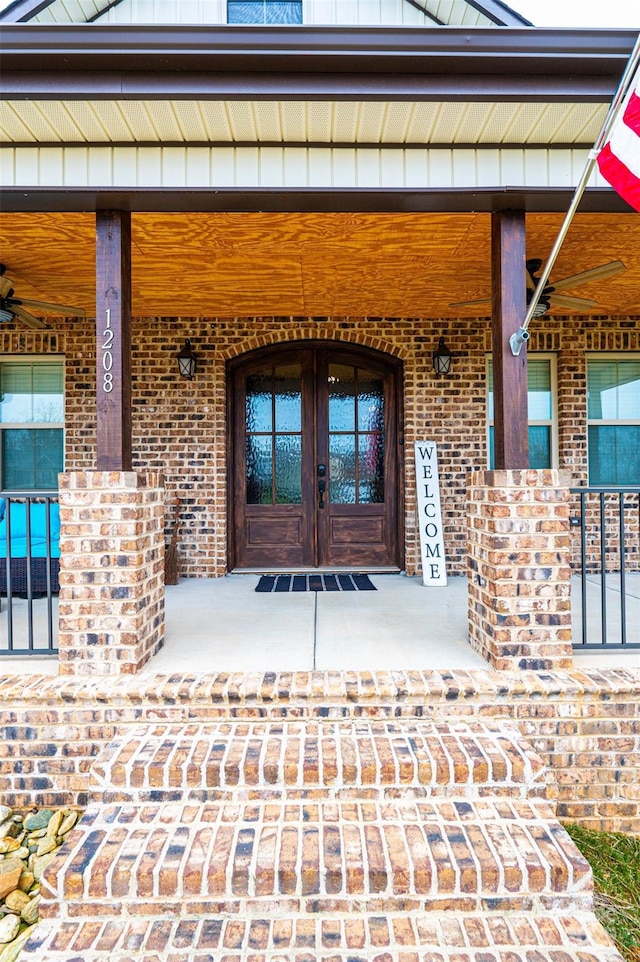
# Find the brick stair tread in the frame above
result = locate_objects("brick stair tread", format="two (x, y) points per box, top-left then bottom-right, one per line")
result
(22, 912), (624, 962)
(90, 720), (547, 799)
(41, 797), (591, 911)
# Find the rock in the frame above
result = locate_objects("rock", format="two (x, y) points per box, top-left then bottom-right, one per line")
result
(17, 871), (34, 894)
(31, 852), (55, 881)
(26, 829), (47, 840)
(35, 837), (57, 858)
(0, 923), (37, 962)
(0, 861), (22, 901)
(20, 894), (40, 926)
(58, 812), (78, 837)
(23, 811), (52, 832)
(0, 810), (12, 826)
(0, 840), (20, 856)
(0, 824), (18, 842)
(45, 811), (64, 839)
(3, 891), (30, 913)
(8, 849), (28, 863)
(0, 915), (19, 945)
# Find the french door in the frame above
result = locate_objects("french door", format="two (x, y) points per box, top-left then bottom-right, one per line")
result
(230, 344), (401, 569)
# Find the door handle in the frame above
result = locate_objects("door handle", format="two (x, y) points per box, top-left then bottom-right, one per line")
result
(317, 464), (326, 508)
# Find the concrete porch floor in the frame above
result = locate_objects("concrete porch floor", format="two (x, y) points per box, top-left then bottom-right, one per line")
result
(1, 572), (639, 675)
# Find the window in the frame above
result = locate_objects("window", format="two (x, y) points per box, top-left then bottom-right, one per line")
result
(487, 355), (556, 469)
(587, 357), (640, 485)
(0, 359), (64, 491)
(228, 1), (302, 23)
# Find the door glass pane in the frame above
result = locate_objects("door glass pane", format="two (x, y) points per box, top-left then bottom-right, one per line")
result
(274, 364), (302, 432)
(245, 362), (302, 505)
(357, 371), (384, 431)
(246, 373), (272, 433)
(329, 434), (356, 504)
(275, 435), (302, 503)
(588, 425), (640, 485)
(246, 435), (272, 504)
(328, 365), (356, 432)
(359, 434), (384, 502)
(2, 429), (63, 490)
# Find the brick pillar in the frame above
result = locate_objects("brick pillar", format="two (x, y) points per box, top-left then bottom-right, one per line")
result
(57, 471), (165, 676)
(467, 469), (573, 671)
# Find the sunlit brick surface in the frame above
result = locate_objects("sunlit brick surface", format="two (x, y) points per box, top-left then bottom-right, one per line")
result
(91, 721), (547, 802)
(19, 712), (625, 962)
(26, 912), (624, 962)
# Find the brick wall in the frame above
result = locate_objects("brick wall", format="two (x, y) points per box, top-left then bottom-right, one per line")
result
(0, 670), (637, 833)
(1, 314), (637, 578)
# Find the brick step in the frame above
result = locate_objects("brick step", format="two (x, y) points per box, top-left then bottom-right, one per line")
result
(90, 720), (547, 801)
(23, 911), (624, 961)
(40, 797), (592, 915)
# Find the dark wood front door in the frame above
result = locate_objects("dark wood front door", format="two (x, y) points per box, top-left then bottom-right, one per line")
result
(230, 344), (401, 569)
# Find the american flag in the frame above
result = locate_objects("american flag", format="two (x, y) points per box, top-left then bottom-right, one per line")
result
(597, 61), (640, 211)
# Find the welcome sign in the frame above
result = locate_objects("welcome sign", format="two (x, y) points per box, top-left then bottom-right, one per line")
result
(414, 441), (447, 587)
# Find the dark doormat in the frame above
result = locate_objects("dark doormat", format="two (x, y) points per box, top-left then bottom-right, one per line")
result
(256, 574), (377, 593)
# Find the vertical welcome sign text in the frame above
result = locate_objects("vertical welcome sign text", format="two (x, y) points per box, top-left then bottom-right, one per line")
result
(414, 441), (447, 587)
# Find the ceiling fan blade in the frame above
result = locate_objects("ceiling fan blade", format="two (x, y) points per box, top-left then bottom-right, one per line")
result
(11, 297), (86, 317)
(10, 305), (48, 330)
(548, 293), (599, 310)
(551, 260), (626, 292)
(449, 297), (491, 308)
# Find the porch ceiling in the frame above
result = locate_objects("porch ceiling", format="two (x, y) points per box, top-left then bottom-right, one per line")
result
(0, 100), (607, 146)
(1, 211), (640, 318)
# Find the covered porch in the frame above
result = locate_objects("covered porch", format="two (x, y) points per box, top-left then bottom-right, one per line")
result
(3, 571), (639, 676)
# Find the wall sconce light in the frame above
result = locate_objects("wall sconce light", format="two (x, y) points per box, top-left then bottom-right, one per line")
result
(176, 339), (197, 380)
(432, 337), (452, 376)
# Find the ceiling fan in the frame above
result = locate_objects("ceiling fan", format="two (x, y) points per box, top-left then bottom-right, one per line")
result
(0, 264), (86, 329)
(450, 258), (626, 315)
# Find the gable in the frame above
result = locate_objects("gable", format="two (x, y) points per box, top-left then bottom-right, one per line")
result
(0, 0), (532, 26)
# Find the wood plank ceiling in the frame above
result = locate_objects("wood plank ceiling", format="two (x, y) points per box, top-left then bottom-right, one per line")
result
(1, 211), (640, 318)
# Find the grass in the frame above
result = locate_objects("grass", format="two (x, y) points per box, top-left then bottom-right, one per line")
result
(565, 824), (640, 962)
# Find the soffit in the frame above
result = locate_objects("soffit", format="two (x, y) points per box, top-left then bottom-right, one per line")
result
(0, 100), (607, 145)
(1, 211), (639, 318)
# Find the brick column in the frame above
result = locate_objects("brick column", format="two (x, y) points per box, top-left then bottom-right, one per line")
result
(467, 469), (573, 671)
(57, 471), (165, 676)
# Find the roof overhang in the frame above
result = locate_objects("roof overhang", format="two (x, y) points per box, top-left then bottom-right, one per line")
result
(0, 187), (632, 215)
(0, 26), (636, 101)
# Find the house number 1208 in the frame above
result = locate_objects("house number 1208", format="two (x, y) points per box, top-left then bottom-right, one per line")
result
(101, 308), (114, 392)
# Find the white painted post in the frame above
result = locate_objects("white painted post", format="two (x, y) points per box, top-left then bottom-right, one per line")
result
(414, 441), (447, 587)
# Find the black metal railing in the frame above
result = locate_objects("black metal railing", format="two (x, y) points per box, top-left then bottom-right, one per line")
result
(570, 487), (640, 649)
(0, 491), (59, 656)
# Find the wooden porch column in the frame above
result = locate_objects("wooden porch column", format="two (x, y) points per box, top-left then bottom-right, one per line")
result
(96, 210), (132, 470)
(491, 210), (528, 469)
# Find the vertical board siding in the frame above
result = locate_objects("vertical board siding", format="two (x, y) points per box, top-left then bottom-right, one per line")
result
(0, 145), (609, 189)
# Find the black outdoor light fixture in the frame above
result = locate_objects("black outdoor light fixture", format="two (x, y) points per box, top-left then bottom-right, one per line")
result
(176, 339), (198, 380)
(432, 337), (452, 376)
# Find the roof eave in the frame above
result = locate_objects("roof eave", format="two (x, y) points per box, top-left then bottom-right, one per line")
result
(0, 25), (636, 102)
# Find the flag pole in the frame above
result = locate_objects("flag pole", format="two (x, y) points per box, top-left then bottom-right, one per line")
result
(509, 31), (640, 356)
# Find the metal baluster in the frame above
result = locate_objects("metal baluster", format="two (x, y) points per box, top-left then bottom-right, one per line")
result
(619, 491), (627, 647)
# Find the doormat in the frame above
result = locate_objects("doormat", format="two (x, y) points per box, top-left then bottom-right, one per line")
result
(255, 574), (377, 593)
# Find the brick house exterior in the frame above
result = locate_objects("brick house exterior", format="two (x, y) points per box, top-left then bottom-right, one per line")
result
(0, 0), (638, 674)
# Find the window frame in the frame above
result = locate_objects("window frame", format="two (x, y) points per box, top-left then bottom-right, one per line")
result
(0, 355), (65, 493)
(486, 352), (558, 469)
(586, 352), (640, 487)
